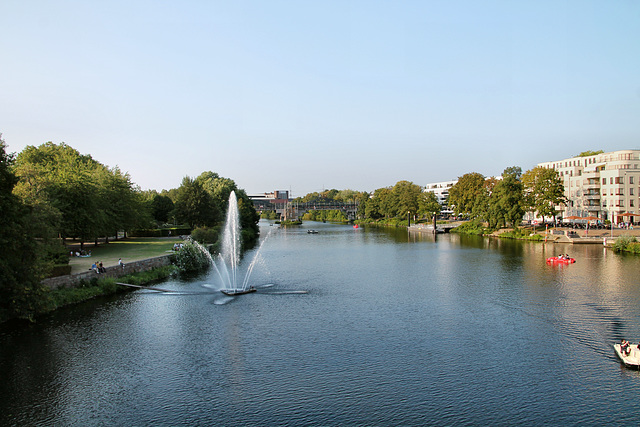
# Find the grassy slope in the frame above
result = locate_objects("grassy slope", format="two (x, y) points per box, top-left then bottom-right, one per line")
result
(67, 237), (184, 274)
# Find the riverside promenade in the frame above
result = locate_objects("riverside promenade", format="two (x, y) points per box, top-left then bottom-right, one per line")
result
(409, 221), (640, 245)
(534, 225), (640, 245)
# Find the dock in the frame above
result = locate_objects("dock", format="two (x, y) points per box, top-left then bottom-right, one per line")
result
(116, 282), (176, 292)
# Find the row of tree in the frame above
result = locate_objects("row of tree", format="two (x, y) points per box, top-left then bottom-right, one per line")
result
(294, 166), (564, 228)
(448, 166), (565, 229)
(1, 136), (259, 320)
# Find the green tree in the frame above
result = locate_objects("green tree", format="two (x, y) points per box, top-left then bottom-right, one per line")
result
(195, 171), (260, 246)
(334, 189), (359, 203)
(419, 191), (441, 219)
(97, 166), (151, 239)
(14, 142), (104, 248)
(150, 193), (175, 224)
(174, 176), (219, 228)
(522, 166), (566, 221)
(0, 136), (49, 321)
(366, 188), (386, 219)
(392, 180), (422, 219)
(356, 191), (370, 219)
(488, 166), (524, 229)
(577, 150), (603, 157)
(14, 142), (150, 247)
(448, 172), (488, 218)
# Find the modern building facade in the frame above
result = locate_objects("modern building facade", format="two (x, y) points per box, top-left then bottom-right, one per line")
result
(537, 149), (640, 224)
(423, 180), (456, 216)
(247, 190), (290, 211)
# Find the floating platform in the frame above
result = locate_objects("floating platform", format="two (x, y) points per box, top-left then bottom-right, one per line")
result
(221, 287), (257, 296)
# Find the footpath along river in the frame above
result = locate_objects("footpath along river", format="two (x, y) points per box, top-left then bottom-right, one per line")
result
(2, 220), (640, 425)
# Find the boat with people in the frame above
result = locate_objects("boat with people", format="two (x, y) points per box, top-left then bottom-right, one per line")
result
(221, 287), (257, 296)
(546, 255), (575, 264)
(307, 229), (319, 234)
(614, 340), (640, 368)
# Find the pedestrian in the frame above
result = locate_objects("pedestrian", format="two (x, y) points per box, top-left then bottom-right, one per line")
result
(118, 258), (125, 269)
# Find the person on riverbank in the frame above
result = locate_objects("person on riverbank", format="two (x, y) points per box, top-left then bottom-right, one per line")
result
(118, 258), (125, 269)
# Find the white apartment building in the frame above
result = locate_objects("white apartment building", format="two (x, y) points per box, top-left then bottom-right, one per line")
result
(537, 149), (640, 224)
(423, 180), (456, 215)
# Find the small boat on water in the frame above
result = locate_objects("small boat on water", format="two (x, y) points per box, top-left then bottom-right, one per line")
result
(546, 256), (575, 264)
(307, 229), (318, 234)
(614, 342), (640, 368)
(221, 287), (257, 296)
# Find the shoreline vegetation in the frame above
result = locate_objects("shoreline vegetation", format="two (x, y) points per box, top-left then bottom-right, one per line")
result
(1, 265), (178, 325)
(47, 265), (177, 314)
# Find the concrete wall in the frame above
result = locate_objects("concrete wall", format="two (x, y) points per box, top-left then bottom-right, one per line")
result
(42, 254), (173, 289)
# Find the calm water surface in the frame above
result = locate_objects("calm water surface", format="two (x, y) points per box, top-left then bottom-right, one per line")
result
(2, 221), (640, 426)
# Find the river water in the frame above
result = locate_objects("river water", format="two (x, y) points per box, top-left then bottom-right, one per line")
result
(2, 221), (640, 425)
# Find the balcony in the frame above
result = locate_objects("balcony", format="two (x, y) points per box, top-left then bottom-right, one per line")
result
(586, 205), (602, 212)
(582, 182), (600, 190)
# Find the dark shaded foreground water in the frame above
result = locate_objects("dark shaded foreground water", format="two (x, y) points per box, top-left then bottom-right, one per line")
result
(2, 221), (640, 426)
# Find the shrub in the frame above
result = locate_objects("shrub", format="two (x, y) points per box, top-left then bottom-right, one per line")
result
(451, 219), (485, 235)
(129, 227), (191, 237)
(48, 264), (72, 277)
(173, 241), (211, 273)
(498, 228), (543, 241)
(612, 235), (638, 253)
(191, 226), (221, 244)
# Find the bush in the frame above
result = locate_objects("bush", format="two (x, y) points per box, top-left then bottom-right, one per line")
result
(48, 264), (72, 277)
(191, 226), (221, 244)
(261, 211), (278, 220)
(612, 235), (638, 253)
(499, 228), (544, 241)
(451, 219), (485, 235)
(129, 227), (191, 237)
(173, 241), (211, 273)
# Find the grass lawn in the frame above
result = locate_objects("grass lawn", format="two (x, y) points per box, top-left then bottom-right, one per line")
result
(67, 237), (184, 274)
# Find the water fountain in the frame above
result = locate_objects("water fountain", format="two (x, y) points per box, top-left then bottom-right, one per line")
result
(209, 191), (269, 296)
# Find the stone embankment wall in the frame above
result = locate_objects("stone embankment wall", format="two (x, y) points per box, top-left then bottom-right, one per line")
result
(42, 255), (173, 289)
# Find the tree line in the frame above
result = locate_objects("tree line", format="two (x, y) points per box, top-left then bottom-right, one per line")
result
(0, 136), (259, 321)
(294, 166), (564, 228)
(447, 166), (565, 229)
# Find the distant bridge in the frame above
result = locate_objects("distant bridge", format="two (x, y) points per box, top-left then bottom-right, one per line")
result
(257, 200), (359, 220)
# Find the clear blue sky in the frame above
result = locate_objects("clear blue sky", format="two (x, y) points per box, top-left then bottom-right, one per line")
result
(1, 0), (639, 196)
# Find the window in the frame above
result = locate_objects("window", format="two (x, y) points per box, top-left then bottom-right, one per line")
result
(630, 176), (635, 184)
(631, 200), (635, 207)
(610, 177), (613, 184)
(631, 188), (635, 196)
(602, 178), (606, 185)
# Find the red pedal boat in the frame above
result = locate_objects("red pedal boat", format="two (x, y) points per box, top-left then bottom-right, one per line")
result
(546, 256), (575, 264)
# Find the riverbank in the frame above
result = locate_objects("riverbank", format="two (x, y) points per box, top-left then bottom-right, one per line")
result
(64, 236), (185, 274)
(1, 237), (186, 323)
